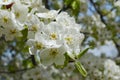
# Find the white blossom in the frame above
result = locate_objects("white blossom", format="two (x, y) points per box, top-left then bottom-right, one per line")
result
(40, 44), (66, 66)
(62, 28), (84, 57)
(26, 14), (44, 39)
(114, 0), (120, 7)
(22, 65), (53, 80)
(0, 10), (16, 27)
(12, 2), (28, 23)
(3, 24), (22, 41)
(0, 0), (13, 5)
(104, 59), (120, 80)
(56, 12), (81, 31)
(36, 10), (58, 21)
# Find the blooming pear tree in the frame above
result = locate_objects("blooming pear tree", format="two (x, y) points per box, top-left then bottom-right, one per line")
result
(0, 0), (120, 80)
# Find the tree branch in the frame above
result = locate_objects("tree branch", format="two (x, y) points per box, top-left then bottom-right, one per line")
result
(89, 0), (120, 56)
(89, 0), (107, 25)
(0, 67), (34, 74)
(44, 0), (50, 10)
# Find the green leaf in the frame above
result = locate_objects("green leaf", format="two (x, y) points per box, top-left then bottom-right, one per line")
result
(63, 53), (70, 66)
(71, 0), (80, 17)
(71, 0), (80, 10)
(21, 27), (28, 41)
(116, 7), (120, 16)
(22, 58), (33, 68)
(75, 61), (87, 77)
(64, 0), (73, 6)
(8, 65), (16, 72)
(77, 47), (91, 59)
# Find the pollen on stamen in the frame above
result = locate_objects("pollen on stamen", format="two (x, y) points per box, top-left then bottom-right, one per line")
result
(65, 37), (73, 45)
(50, 33), (57, 40)
(35, 42), (44, 50)
(10, 29), (17, 34)
(3, 16), (8, 23)
(50, 48), (58, 57)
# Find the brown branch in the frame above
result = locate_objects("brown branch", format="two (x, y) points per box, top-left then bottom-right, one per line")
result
(112, 39), (120, 57)
(89, 0), (107, 25)
(89, 0), (120, 56)
(44, 0), (50, 10)
(58, 0), (74, 14)
(0, 67), (34, 74)
(0, 54), (37, 74)
(103, 7), (116, 16)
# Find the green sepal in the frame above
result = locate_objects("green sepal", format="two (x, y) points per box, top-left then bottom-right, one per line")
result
(64, 0), (73, 6)
(74, 61), (87, 77)
(77, 47), (91, 59)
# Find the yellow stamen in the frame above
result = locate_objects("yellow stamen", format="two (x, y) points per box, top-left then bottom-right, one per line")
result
(65, 36), (73, 44)
(35, 42), (44, 49)
(3, 16), (8, 23)
(10, 29), (16, 34)
(50, 33), (57, 40)
(50, 48), (58, 57)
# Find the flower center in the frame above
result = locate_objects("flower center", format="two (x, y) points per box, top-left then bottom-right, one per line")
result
(3, 0), (8, 2)
(65, 36), (73, 44)
(35, 41), (44, 50)
(3, 16), (8, 23)
(15, 12), (20, 18)
(50, 48), (58, 57)
(10, 29), (17, 34)
(31, 24), (38, 32)
(50, 33), (57, 40)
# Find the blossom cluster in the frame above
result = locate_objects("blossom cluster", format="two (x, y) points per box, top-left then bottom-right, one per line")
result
(1, 54), (119, 80)
(0, 0), (84, 66)
(0, 0), (120, 80)
(78, 54), (120, 80)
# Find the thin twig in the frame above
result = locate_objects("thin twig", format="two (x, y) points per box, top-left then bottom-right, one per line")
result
(0, 67), (34, 74)
(89, 0), (107, 25)
(44, 0), (50, 10)
(89, 0), (120, 56)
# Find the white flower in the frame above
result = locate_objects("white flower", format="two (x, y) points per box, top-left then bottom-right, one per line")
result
(79, 54), (120, 80)
(41, 22), (63, 45)
(62, 63), (75, 76)
(12, 2), (28, 23)
(0, 10), (16, 27)
(104, 59), (120, 80)
(0, 10), (23, 41)
(62, 28), (84, 57)
(91, 14), (106, 28)
(26, 14), (44, 39)
(20, 0), (32, 5)
(3, 25), (22, 41)
(80, 53), (104, 70)
(36, 10), (58, 20)
(22, 66), (53, 80)
(114, 0), (120, 7)
(30, 0), (47, 13)
(20, 0), (47, 13)
(30, 0), (42, 8)
(56, 12), (81, 31)
(40, 44), (66, 66)
(27, 33), (46, 51)
(0, 0), (13, 5)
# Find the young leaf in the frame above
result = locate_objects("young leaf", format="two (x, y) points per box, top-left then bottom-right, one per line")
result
(77, 47), (91, 59)
(64, 0), (73, 6)
(75, 61), (87, 77)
